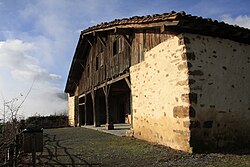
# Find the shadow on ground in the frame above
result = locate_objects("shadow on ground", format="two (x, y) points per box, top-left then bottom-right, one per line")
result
(19, 127), (250, 167)
(21, 133), (101, 167)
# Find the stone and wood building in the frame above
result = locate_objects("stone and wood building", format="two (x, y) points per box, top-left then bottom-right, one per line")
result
(65, 11), (250, 152)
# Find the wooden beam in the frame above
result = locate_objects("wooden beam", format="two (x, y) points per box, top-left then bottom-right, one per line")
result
(82, 21), (180, 36)
(79, 94), (85, 98)
(82, 27), (116, 36)
(102, 86), (106, 96)
(79, 62), (85, 69)
(122, 34), (132, 48)
(87, 39), (93, 47)
(69, 79), (78, 86)
(125, 77), (131, 90)
(107, 73), (130, 85)
(95, 82), (106, 91)
(97, 36), (106, 47)
(114, 27), (118, 34)
(102, 83), (111, 96)
(107, 84), (111, 95)
(113, 28), (133, 48)
(84, 73), (129, 95)
(91, 90), (95, 101)
(84, 89), (92, 95)
(160, 21), (180, 33)
(160, 25), (165, 33)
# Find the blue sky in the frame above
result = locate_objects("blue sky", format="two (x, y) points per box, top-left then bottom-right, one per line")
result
(0, 0), (250, 119)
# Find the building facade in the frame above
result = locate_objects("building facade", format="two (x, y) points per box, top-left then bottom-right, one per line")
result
(65, 11), (250, 152)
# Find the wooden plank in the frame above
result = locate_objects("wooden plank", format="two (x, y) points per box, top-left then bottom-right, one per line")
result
(87, 39), (93, 47)
(107, 73), (129, 85)
(95, 82), (106, 91)
(97, 36), (106, 47)
(81, 21), (179, 36)
(82, 27), (116, 36)
(125, 77), (131, 90)
(85, 89), (92, 95)
(79, 94), (85, 98)
(91, 90), (100, 127)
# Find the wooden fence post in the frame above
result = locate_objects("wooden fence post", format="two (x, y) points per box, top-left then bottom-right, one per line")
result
(8, 144), (14, 167)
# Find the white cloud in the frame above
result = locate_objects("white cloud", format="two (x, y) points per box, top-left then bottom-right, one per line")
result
(0, 0), (133, 119)
(222, 14), (250, 29)
(0, 39), (61, 82)
(0, 1), (90, 119)
(0, 39), (67, 119)
(0, 40), (36, 68)
(49, 74), (62, 81)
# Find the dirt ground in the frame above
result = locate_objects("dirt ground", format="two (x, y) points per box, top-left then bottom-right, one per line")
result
(20, 127), (250, 166)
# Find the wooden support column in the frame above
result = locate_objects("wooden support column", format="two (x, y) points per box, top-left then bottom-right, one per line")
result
(103, 84), (114, 130)
(74, 96), (79, 127)
(129, 88), (133, 129)
(125, 77), (131, 90)
(125, 77), (133, 128)
(84, 95), (87, 125)
(95, 93), (101, 127)
(91, 89), (100, 127)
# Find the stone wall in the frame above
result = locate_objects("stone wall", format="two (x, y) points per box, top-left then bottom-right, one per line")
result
(68, 94), (76, 126)
(184, 33), (250, 150)
(130, 34), (193, 152)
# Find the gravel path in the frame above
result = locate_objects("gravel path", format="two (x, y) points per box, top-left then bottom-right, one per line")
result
(20, 127), (250, 166)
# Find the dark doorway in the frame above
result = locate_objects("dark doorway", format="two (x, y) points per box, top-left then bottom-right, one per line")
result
(78, 96), (85, 126)
(109, 79), (131, 124)
(86, 94), (94, 125)
(98, 95), (107, 124)
(78, 105), (85, 126)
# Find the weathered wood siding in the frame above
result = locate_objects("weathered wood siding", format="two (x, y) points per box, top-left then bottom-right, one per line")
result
(77, 29), (176, 95)
(131, 29), (175, 66)
(106, 34), (131, 79)
(78, 33), (131, 95)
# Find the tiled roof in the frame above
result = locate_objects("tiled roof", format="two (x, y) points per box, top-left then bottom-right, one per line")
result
(65, 11), (250, 93)
(82, 11), (249, 34)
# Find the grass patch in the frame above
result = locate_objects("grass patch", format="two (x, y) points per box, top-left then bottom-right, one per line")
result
(20, 127), (250, 166)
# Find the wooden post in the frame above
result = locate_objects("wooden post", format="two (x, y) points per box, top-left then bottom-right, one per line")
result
(84, 95), (87, 125)
(103, 84), (114, 130)
(32, 134), (36, 167)
(91, 90), (96, 126)
(15, 134), (20, 167)
(129, 90), (133, 129)
(8, 144), (14, 167)
(96, 94), (101, 127)
(74, 96), (79, 127)
(91, 90), (100, 127)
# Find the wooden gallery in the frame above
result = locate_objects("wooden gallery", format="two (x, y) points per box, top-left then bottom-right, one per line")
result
(65, 11), (250, 152)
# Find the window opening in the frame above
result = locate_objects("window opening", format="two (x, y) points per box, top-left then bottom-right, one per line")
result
(96, 57), (99, 71)
(87, 65), (90, 77)
(113, 40), (118, 56)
